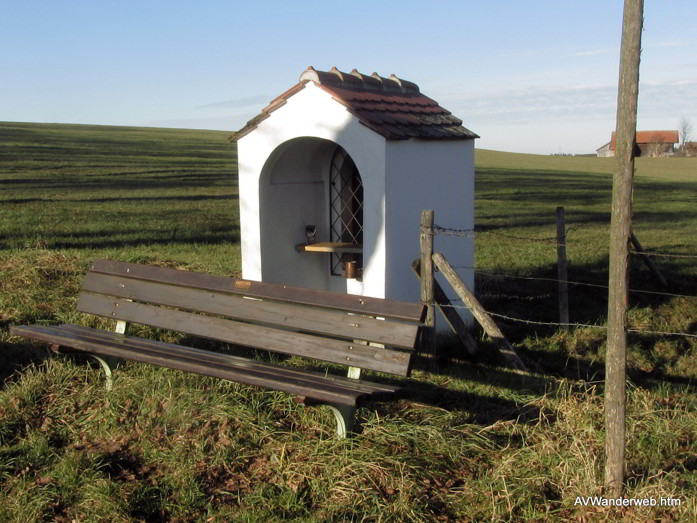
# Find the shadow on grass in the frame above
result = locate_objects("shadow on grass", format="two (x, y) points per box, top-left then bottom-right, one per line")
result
(462, 252), (697, 393)
(4, 194), (238, 205)
(476, 252), (697, 333)
(0, 171), (232, 186)
(2, 224), (240, 250)
(5, 180), (234, 193)
(517, 347), (697, 393)
(0, 340), (52, 389)
(50, 230), (240, 250)
(0, 339), (546, 429)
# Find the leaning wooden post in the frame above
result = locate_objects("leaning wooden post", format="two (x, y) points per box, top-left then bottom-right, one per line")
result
(605, 0), (643, 498)
(629, 231), (669, 289)
(411, 259), (478, 356)
(433, 252), (527, 372)
(420, 210), (436, 362)
(556, 207), (570, 330)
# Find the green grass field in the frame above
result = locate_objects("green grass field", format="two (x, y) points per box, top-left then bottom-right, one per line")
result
(1, 122), (696, 521)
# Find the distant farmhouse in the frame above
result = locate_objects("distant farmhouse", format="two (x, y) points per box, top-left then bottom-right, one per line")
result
(596, 130), (679, 157)
(595, 141), (612, 157)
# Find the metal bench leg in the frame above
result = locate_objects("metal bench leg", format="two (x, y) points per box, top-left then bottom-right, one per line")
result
(50, 344), (114, 391)
(88, 355), (113, 391)
(326, 404), (356, 438)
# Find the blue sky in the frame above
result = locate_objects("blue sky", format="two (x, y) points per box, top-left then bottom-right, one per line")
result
(2, 1), (696, 154)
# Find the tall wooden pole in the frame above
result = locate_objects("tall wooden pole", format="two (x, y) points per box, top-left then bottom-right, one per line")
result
(605, 0), (643, 498)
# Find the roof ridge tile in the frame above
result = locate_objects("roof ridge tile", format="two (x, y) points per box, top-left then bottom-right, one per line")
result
(233, 67), (479, 142)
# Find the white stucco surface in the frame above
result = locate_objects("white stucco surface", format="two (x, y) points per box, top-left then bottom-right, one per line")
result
(237, 83), (386, 297)
(385, 140), (475, 326)
(236, 81), (475, 328)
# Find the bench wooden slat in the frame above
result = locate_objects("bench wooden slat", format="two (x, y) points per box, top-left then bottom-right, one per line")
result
(11, 325), (398, 406)
(82, 272), (419, 349)
(61, 325), (398, 395)
(12, 324), (361, 406)
(89, 259), (425, 322)
(77, 293), (412, 376)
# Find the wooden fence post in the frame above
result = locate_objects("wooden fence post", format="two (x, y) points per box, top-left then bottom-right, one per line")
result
(420, 210), (436, 362)
(556, 207), (570, 330)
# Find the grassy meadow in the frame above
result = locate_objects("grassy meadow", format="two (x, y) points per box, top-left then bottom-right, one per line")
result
(1, 122), (696, 521)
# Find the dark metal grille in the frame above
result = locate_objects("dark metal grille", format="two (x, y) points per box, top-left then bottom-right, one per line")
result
(329, 147), (363, 276)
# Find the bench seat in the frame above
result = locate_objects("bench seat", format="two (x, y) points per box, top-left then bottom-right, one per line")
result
(11, 324), (399, 407)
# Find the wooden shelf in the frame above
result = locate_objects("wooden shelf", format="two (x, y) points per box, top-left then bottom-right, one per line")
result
(295, 242), (362, 254)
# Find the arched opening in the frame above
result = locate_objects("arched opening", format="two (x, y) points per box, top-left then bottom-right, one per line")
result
(258, 138), (364, 292)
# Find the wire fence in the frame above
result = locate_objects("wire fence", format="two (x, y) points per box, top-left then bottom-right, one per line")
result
(450, 266), (697, 300)
(434, 301), (697, 340)
(425, 216), (697, 342)
(435, 222), (697, 259)
(629, 249), (697, 260)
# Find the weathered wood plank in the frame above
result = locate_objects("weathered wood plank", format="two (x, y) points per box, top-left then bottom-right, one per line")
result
(295, 242), (362, 253)
(82, 273), (418, 349)
(76, 293), (412, 376)
(10, 324), (371, 405)
(89, 259), (424, 322)
(60, 324), (398, 395)
(432, 252), (527, 371)
(411, 259), (478, 356)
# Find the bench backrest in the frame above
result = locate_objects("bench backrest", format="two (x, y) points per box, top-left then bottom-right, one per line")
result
(77, 259), (425, 377)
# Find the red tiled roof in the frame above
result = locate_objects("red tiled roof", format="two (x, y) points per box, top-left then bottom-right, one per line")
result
(231, 66), (478, 141)
(610, 130), (679, 150)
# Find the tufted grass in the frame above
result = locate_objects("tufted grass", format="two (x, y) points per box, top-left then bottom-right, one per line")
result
(1, 122), (696, 521)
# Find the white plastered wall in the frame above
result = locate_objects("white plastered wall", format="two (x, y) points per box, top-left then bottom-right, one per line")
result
(237, 82), (387, 297)
(384, 139), (475, 327)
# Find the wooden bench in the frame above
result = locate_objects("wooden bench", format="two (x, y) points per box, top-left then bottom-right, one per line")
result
(11, 259), (425, 437)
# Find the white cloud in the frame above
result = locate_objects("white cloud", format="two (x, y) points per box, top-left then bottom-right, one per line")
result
(442, 77), (697, 126)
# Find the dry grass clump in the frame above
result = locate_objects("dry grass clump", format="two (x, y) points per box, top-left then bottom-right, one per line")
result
(0, 250), (85, 326)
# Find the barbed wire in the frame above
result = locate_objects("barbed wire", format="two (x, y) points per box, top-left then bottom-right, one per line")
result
(430, 225), (697, 261)
(450, 266), (697, 300)
(629, 249), (697, 260)
(432, 225), (567, 246)
(631, 226), (693, 233)
(431, 225), (475, 237)
(424, 218), (697, 341)
(436, 302), (697, 339)
(431, 223), (595, 248)
(478, 230), (561, 244)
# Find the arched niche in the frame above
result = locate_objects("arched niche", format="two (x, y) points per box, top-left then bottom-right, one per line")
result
(258, 137), (363, 292)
